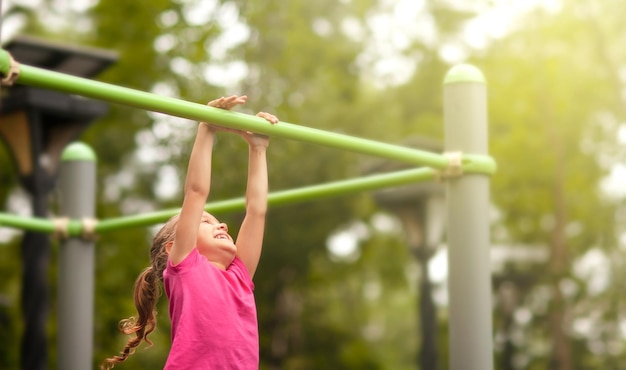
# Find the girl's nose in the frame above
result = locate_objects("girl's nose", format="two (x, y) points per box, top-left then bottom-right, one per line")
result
(218, 223), (228, 232)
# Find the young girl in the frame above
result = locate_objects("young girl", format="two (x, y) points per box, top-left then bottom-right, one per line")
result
(101, 95), (278, 369)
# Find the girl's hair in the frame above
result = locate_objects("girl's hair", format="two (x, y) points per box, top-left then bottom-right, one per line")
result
(101, 215), (179, 370)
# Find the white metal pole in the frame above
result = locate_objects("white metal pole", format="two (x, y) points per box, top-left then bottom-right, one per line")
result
(57, 142), (97, 370)
(443, 64), (493, 370)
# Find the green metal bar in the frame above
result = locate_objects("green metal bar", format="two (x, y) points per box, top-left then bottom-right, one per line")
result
(0, 50), (495, 174)
(463, 154), (496, 175)
(0, 49), (11, 74)
(97, 166), (436, 232)
(0, 213), (56, 233)
(0, 167), (436, 236)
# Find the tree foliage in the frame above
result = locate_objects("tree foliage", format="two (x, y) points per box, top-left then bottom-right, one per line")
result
(479, 1), (626, 368)
(3, 0), (626, 369)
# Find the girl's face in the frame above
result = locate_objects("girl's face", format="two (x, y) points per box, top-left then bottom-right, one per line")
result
(196, 212), (236, 265)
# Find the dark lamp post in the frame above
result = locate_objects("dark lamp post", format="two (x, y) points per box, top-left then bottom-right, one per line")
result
(0, 87), (109, 189)
(368, 136), (445, 370)
(0, 35), (116, 370)
(1, 35), (117, 190)
(4, 35), (116, 77)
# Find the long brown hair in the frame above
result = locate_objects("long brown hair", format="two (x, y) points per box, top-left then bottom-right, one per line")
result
(101, 215), (179, 369)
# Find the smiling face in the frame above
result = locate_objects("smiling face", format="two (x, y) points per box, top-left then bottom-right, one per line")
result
(196, 212), (237, 267)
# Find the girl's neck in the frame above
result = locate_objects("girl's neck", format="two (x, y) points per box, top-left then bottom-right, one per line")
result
(210, 261), (228, 271)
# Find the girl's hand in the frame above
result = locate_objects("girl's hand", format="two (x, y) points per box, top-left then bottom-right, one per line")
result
(202, 95), (279, 147)
(240, 112), (278, 148)
(207, 95), (247, 110)
(255, 111), (279, 124)
(201, 95), (248, 131)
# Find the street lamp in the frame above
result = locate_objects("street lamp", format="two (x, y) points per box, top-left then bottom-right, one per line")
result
(492, 249), (544, 370)
(369, 136), (445, 370)
(0, 35), (116, 370)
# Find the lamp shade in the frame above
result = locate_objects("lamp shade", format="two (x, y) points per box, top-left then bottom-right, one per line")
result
(3, 35), (117, 77)
(0, 86), (108, 181)
(0, 35), (116, 184)
(0, 109), (32, 176)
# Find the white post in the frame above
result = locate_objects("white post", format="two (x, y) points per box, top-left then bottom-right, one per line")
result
(57, 142), (97, 370)
(443, 64), (493, 370)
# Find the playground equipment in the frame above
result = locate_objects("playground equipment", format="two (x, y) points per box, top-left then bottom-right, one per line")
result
(0, 47), (495, 370)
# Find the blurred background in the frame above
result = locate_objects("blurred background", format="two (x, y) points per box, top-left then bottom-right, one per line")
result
(1, 0), (625, 369)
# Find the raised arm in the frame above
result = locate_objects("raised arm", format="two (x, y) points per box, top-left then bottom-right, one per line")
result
(235, 112), (278, 277)
(169, 95), (248, 266)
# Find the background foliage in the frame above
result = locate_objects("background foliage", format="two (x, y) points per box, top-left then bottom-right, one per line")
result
(1, 0), (626, 369)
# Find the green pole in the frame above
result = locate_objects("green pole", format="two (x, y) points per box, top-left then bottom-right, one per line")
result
(96, 166), (437, 232)
(0, 167), (436, 235)
(0, 51), (494, 174)
(0, 213), (55, 233)
(443, 64), (494, 370)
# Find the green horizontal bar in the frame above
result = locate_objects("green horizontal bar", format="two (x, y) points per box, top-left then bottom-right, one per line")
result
(0, 167), (436, 236)
(0, 49), (12, 75)
(0, 51), (497, 173)
(96, 167), (437, 233)
(0, 213), (86, 236)
(463, 154), (497, 175)
(0, 212), (56, 234)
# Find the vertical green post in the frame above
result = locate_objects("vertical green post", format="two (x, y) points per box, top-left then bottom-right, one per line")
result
(57, 142), (97, 370)
(443, 64), (493, 370)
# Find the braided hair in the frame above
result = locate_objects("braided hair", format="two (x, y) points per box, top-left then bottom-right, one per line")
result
(101, 215), (179, 369)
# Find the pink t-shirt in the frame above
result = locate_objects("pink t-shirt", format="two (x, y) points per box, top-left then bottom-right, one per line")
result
(163, 248), (258, 370)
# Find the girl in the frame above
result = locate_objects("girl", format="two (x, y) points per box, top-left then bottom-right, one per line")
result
(102, 95), (278, 369)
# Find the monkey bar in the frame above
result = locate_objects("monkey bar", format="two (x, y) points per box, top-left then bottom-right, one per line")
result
(0, 166), (436, 236)
(0, 49), (495, 175)
(1, 47), (495, 370)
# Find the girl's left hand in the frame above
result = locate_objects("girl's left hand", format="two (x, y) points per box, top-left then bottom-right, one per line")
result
(241, 112), (278, 148)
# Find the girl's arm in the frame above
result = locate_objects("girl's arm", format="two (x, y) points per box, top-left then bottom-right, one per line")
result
(235, 112), (278, 277)
(169, 95), (248, 266)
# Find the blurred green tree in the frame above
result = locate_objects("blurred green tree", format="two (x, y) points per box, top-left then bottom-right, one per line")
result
(1, 1), (510, 370)
(478, 1), (626, 369)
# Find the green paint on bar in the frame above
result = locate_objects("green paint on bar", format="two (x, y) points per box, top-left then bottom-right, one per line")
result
(8, 58), (452, 169)
(0, 51), (497, 237)
(0, 167), (437, 235)
(0, 213), (55, 233)
(96, 167), (437, 233)
(61, 142), (97, 162)
(0, 51), (497, 174)
(444, 64), (486, 85)
(0, 49), (11, 75)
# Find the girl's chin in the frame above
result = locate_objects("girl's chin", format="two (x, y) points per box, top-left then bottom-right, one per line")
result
(200, 243), (236, 258)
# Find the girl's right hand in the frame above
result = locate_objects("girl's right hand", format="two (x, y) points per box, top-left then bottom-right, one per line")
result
(207, 95), (248, 110)
(202, 95), (278, 146)
(201, 95), (249, 131)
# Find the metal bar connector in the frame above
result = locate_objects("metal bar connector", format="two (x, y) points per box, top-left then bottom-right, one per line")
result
(0, 52), (20, 86)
